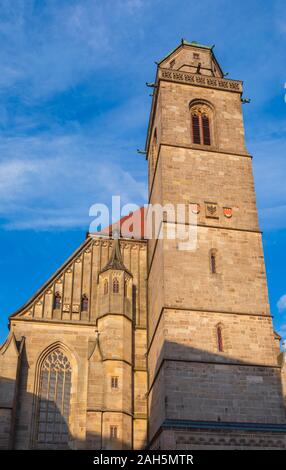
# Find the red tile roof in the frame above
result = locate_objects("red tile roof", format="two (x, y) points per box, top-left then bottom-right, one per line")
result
(98, 206), (145, 239)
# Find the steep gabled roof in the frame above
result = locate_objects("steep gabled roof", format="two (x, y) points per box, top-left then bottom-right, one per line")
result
(157, 39), (213, 65)
(99, 233), (132, 277)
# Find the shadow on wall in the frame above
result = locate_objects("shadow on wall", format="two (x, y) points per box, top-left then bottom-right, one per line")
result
(148, 340), (286, 449)
(1, 338), (286, 450)
(0, 373), (124, 450)
(0, 375), (68, 449)
(0, 340), (127, 450)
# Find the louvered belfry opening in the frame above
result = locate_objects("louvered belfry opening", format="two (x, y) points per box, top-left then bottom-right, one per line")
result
(202, 114), (211, 145)
(36, 349), (72, 448)
(192, 114), (201, 144)
(191, 103), (212, 146)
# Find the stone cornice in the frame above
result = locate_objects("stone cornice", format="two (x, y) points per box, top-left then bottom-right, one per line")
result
(159, 67), (243, 93)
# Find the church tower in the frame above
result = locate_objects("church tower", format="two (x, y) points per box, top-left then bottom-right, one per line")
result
(146, 40), (286, 449)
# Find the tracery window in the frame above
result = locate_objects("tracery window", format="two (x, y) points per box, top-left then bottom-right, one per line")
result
(36, 349), (72, 447)
(113, 277), (119, 294)
(190, 103), (212, 146)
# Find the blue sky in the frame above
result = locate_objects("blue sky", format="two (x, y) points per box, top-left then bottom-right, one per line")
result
(0, 0), (285, 343)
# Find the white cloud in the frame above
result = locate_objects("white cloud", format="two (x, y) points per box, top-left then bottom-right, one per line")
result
(277, 294), (286, 313)
(0, 1), (150, 232)
(0, 129), (147, 230)
(0, 0), (285, 234)
(0, 0), (147, 99)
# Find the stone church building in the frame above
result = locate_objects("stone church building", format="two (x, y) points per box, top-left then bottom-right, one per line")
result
(1, 41), (286, 450)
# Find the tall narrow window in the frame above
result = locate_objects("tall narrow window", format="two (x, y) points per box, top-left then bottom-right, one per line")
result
(36, 349), (72, 447)
(210, 251), (216, 274)
(192, 114), (201, 144)
(81, 294), (88, 312)
(124, 280), (128, 297)
(53, 292), (61, 310)
(217, 326), (223, 352)
(202, 114), (211, 145)
(151, 128), (157, 172)
(113, 277), (119, 294)
(110, 425), (118, 440)
(111, 376), (119, 389)
(104, 279), (108, 295)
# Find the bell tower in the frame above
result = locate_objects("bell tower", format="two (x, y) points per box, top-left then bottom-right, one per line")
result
(146, 40), (286, 449)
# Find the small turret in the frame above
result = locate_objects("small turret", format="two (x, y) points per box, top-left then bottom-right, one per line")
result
(97, 234), (133, 320)
(96, 231), (134, 449)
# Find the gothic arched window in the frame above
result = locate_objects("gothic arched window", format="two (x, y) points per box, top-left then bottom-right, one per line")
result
(104, 279), (108, 295)
(113, 277), (119, 294)
(36, 349), (72, 447)
(81, 294), (88, 312)
(217, 325), (223, 352)
(190, 102), (213, 146)
(53, 292), (61, 310)
(210, 250), (217, 274)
